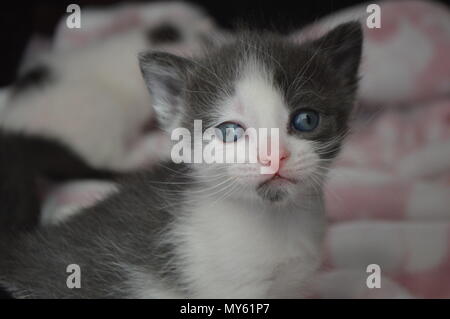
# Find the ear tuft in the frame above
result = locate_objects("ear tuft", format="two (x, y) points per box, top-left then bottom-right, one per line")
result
(138, 52), (193, 130)
(312, 21), (363, 83)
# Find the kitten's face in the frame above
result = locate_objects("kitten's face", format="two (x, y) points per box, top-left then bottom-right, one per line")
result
(140, 22), (363, 203)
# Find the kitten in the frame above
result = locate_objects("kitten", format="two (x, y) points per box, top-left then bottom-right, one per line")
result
(0, 22), (362, 298)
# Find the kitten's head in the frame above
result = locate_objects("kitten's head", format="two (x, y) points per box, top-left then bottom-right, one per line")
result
(139, 22), (363, 203)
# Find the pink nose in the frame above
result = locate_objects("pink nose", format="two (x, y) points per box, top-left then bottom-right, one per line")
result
(259, 148), (290, 168)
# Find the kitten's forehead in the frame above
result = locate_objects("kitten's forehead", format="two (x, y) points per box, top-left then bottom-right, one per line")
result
(187, 38), (300, 126)
(222, 60), (288, 128)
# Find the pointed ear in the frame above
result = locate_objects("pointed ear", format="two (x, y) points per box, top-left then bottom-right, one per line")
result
(311, 21), (363, 84)
(138, 51), (193, 130)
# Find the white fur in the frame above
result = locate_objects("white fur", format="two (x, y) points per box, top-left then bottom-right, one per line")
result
(125, 265), (183, 299)
(171, 196), (324, 298)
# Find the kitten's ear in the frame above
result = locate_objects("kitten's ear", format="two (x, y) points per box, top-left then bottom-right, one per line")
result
(138, 51), (193, 130)
(311, 21), (363, 83)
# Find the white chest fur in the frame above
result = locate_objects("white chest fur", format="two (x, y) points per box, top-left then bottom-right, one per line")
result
(173, 197), (325, 298)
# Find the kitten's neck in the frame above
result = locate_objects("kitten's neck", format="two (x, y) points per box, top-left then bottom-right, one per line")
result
(171, 176), (325, 298)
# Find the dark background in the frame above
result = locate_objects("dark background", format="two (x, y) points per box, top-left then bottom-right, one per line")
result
(0, 0), (448, 87)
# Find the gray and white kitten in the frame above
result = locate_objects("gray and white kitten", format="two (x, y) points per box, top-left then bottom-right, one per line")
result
(0, 22), (362, 298)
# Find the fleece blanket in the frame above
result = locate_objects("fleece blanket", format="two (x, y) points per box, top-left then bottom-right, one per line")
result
(297, 0), (450, 298)
(4, 1), (450, 298)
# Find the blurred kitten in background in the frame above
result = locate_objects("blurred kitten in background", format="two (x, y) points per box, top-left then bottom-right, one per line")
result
(0, 2), (226, 230)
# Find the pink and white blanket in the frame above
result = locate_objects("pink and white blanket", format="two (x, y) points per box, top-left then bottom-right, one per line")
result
(6, 0), (450, 298)
(302, 0), (450, 298)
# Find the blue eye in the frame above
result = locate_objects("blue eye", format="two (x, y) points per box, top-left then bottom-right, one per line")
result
(216, 122), (245, 142)
(292, 110), (319, 132)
